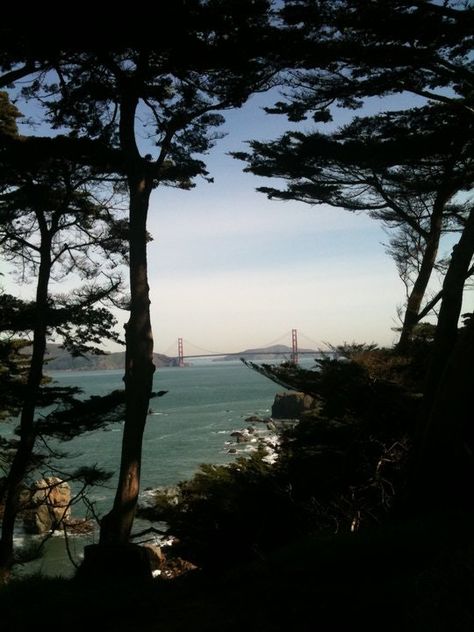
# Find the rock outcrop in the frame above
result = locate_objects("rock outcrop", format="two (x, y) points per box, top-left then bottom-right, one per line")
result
(143, 543), (165, 573)
(23, 477), (71, 534)
(271, 392), (316, 419)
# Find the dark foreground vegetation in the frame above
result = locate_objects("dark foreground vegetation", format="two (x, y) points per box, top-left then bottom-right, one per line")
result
(3, 335), (474, 631)
(1, 517), (473, 631)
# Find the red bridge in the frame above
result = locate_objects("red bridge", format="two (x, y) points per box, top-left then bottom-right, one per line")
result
(168, 329), (324, 367)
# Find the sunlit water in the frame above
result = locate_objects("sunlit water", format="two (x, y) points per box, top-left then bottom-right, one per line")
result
(10, 358), (312, 577)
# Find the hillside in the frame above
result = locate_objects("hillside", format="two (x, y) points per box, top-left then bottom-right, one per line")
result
(43, 345), (173, 371)
(220, 344), (317, 361)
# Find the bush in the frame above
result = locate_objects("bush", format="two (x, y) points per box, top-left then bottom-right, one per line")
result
(142, 346), (422, 571)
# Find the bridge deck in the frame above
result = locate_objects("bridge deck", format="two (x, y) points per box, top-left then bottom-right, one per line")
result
(176, 350), (324, 359)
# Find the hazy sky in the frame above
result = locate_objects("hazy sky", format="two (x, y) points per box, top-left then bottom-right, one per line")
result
(2, 90), (472, 356)
(143, 91), (471, 356)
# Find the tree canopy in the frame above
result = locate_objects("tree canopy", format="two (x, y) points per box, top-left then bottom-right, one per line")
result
(0, 0), (473, 589)
(235, 103), (474, 346)
(273, 0), (473, 121)
(0, 0), (285, 553)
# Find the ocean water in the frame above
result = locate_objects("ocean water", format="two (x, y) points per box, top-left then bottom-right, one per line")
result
(12, 358), (304, 577)
(49, 359), (282, 499)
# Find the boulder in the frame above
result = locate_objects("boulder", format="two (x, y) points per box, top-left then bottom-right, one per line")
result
(271, 392), (316, 419)
(230, 430), (251, 444)
(23, 477), (71, 534)
(142, 543), (165, 572)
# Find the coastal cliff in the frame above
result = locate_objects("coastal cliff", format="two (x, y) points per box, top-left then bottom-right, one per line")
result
(43, 344), (172, 371)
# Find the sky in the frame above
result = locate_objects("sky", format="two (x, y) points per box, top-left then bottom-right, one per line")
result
(141, 91), (468, 356)
(2, 89), (472, 356)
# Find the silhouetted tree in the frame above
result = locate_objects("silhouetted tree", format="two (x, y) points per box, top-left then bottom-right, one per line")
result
(0, 288), (128, 579)
(415, 311), (474, 508)
(0, 114), (129, 575)
(275, 0), (473, 120)
(0, 2), (281, 551)
(0, 340), (29, 422)
(235, 104), (474, 349)
(243, 0), (474, 510)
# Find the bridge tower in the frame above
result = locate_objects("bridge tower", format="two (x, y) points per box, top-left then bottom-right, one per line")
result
(291, 328), (298, 364)
(177, 337), (185, 367)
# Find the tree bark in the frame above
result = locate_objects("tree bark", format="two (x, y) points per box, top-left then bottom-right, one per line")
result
(397, 192), (448, 351)
(410, 206), (474, 510)
(99, 173), (155, 545)
(422, 206), (474, 411)
(0, 235), (51, 580)
(414, 312), (474, 510)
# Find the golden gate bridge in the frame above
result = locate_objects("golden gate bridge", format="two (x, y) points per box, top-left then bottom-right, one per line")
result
(162, 329), (325, 367)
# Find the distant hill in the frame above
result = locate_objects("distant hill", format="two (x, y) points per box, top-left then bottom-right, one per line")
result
(219, 344), (318, 362)
(43, 344), (173, 371)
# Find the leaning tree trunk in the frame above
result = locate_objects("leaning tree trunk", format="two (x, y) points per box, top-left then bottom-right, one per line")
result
(410, 207), (474, 511)
(414, 311), (474, 510)
(0, 238), (51, 580)
(397, 193), (447, 352)
(422, 206), (474, 412)
(99, 174), (155, 545)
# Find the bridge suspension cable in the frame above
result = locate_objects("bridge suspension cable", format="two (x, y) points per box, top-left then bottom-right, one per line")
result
(298, 331), (325, 349)
(180, 330), (294, 357)
(180, 339), (230, 356)
(259, 330), (293, 349)
(163, 341), (178, 356)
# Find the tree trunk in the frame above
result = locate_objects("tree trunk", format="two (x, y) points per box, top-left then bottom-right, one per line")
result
(410, 207), (474, 510)
(0, 239), (51, 580)
(99, 174), (155, 545)
(397, 193), (447, 352)
(414, 312), (474, 510)
(422, 206), (474, 411)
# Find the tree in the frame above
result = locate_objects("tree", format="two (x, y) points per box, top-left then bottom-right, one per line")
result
(0, 339), (30, 422)
(239, 0), (474, 509)
(0, 295), (133, 582)
(415, 311), (474, 508)
(0, 1), (281, 551)
(0, 135), (129, 576)
(275, 0), (473, 120)
(235, 104), (474, 348)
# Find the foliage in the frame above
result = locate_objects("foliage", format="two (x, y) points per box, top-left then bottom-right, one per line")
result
(234, 103), (474, 346)
(0, 91), (21, 138)
(141, 347), (422, 570)
(140, 449), (299, 569)
(275, 0), (473, 121)
(0, 517), (473, 632)
(0, 0), (471, 572)
(0, 338), (30, 421)
(36, 388), (166, 442)
(231, 0), (474, 516)
(0, 291), (123, 358)
(236, 105), (473, 209)
(0, 0), (284, 547)
(0, 93), (130, 574)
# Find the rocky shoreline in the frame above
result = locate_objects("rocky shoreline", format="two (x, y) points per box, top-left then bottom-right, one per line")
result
(1, 391), (312, 579)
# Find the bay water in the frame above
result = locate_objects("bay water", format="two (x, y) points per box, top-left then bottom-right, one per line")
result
(13, 358), (298, 577)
